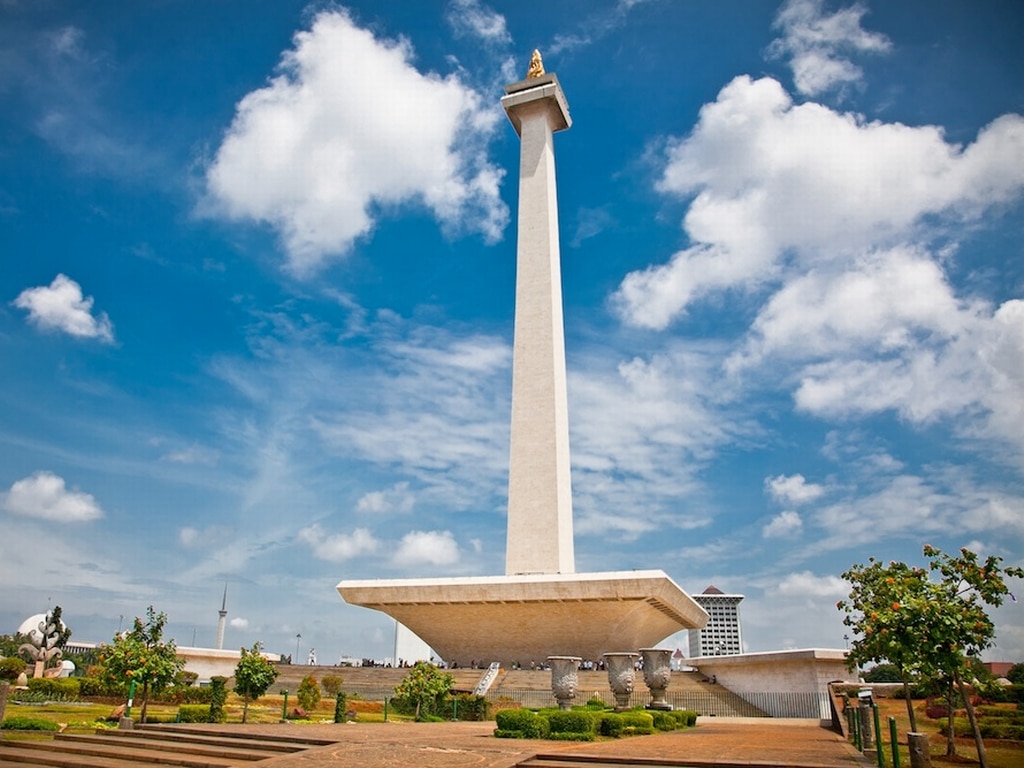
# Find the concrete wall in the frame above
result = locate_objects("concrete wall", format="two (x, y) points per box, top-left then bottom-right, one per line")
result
(175, 646), (280, 683)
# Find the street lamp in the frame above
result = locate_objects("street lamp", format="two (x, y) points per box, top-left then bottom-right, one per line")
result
(295, 633), (301, 663)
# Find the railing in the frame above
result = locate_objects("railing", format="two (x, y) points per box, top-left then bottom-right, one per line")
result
(337, 683), (830, 719)
(473, 662), (502, 696)
(485, 688), (831, 719)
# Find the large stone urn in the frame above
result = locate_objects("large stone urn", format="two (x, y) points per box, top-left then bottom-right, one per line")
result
(639, 648), (673, 710)
(603, 652), (638, 711)
(548, 656), (581, 710)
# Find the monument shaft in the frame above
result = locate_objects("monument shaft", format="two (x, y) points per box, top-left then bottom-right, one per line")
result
(502, 76), (574, 576)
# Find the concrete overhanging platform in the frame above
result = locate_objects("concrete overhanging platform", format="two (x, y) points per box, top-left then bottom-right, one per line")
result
(337, 570), (708, 666)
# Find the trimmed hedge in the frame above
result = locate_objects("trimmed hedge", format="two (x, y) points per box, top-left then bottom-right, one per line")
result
(495, 708), (549, 739)
(2, 716), (60, 731)
(620, 711), (655, 735)
(177, 704), (213, 723)
(26, 677), (79, 700)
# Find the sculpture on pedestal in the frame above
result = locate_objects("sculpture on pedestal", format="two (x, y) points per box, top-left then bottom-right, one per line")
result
(18, 607), (71, 679)
(603, 652), (638, 711)
(640, 648), (673, 710)
(548, 656), (581, 710)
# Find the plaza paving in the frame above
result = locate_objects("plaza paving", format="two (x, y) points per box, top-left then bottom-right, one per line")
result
(209, 718), (870, 768)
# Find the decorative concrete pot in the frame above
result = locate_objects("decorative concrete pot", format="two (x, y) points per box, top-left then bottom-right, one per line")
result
(639, 648), (673, 710)
(548, 656), (581, 710)
(603, 652), (638, 711)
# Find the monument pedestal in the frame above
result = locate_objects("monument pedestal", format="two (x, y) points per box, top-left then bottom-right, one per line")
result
(338, 570), (706, 665)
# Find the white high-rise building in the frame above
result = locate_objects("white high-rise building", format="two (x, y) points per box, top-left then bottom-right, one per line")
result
(688, 585), (744, 657)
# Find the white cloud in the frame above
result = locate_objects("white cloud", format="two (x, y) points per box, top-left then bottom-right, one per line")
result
(393, 530), (460, 566)
(774, 570), (848, 598)
(446, 0), (510, 44)
(613, 76), (1024, 330)
(569, 344), (746, 538)
(763, 510), (803, 539)
(162, 445), (220, 466)
(768, 0), (891, 96)
(13, 274), (114, 342)
(3, 471), (104, 522)
(179, 524), (233, 549)
(765, 474), (825, 506)
(299, 524), (379, 562)
(356, 482), (415, 514)
(229, 617), (249, 629)
(206, 9), (507, 275)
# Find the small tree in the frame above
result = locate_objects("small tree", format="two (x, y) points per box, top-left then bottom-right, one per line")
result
(838, 545), (1022, 768)
(321, 674), (344, 697)
(1007, 663), (1024, 685)
(233, 643), (278, 723)
(97, 606), (184, 723)
(297, 674), (321, 712)
(393, 661), (454, 721)
(837, 557), (930, 729)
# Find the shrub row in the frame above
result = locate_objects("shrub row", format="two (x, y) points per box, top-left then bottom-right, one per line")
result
(939, 717), (1024, 741)
(1, 716), (60, 731)
(495, 707), (697, 741)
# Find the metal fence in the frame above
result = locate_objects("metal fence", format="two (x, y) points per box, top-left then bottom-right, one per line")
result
(342, 683), (830, 719)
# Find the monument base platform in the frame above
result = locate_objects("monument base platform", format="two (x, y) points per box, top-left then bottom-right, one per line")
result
(337, 570), (707, 666)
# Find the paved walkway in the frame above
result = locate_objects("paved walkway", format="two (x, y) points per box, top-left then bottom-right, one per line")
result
(210, 718), (871, 768)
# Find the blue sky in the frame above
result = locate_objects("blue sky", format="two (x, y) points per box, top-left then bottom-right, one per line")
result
(2, 0), (1022, 665)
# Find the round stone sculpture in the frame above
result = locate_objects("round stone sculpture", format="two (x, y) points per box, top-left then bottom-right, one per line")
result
(639, 648), (673, 710)
(603, 652), (638, 711)
(548, 656), (581, 710)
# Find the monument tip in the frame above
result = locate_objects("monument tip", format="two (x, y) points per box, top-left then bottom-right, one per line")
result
(526, 49), (545, 79)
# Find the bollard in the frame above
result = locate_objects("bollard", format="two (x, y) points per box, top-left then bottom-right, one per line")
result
(0, 681), (9, 724)
(281, 691), (289, 721)
(384, 697), (389, 722)
(889, 717), (901, 768)
(873, 704), (885, 768)
(852, 704), (862, 751)
(907, 732), (931, 768)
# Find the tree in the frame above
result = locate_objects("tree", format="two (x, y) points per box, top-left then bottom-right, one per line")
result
(863, 663), (903, 683)
(837, 557), (930, 729)
(838, 545), (1022, 768)
(1007, 663), (1024, 685)
(233, 642), (278, 723)
(321, 674), (344, 697)
(393, 661), (453, 720)
(97, 606), (184, 723)
(297, 674), (321, 712)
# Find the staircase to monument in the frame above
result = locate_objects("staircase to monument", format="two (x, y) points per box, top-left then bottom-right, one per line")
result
(0, 725), (337, 767)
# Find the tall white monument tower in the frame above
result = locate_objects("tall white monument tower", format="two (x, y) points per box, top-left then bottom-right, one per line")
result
(215, 583), (228, 650)
(503, 60), (575, 576)
(338, 54), (706, 664)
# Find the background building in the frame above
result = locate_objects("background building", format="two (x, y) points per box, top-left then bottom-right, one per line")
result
(688, 585), (744, 657)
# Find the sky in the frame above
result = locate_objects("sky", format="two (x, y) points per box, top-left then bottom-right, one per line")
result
(1, 0), (1022, 667)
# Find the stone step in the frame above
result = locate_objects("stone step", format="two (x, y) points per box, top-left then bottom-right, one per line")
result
(55, 732), (276, 761)
(97, 729), (318, 754)
(0, 738), (237, 768)
(135, 724), (338, 746)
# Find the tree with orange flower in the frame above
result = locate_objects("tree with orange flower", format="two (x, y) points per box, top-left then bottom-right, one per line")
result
(97, 606), (184, 723)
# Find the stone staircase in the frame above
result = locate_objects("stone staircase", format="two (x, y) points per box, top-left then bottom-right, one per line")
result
(0, 725), (337, 767)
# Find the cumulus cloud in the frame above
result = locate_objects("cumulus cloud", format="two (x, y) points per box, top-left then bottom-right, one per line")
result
(356, 482), (415, 514)
(768, 0), (891, 97)
(229, 617), (249, 629)
(393, 530), (460, 566)
(763, 510), (803, 539)
(299, 524), (379, 562)
(765, 474), (825, 505)
(614, 76), (1024, 329)
(13, 274), (114, 342)
(205, 9), (507, 275)
(3, 471), (104, 522)
(611, 74), (1024, 451)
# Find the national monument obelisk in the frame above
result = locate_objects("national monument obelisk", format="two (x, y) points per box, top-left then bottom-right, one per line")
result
(338, 53), (706, 664)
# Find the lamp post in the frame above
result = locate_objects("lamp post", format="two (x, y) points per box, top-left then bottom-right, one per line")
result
(295, 633), (301, 663)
